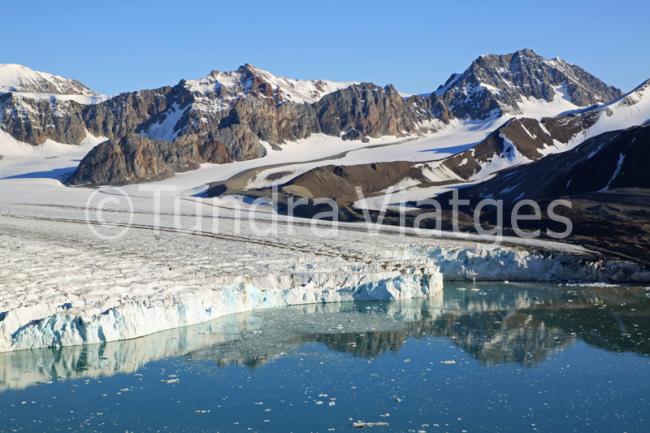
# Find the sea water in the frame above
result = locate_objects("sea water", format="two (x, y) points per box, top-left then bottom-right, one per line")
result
(0, 283), (648, 433)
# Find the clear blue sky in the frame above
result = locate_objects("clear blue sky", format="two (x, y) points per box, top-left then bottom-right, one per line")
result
(3, 0), (649, 95)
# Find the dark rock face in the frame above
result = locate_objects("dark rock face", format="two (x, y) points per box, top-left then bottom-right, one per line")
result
(256, 81), (637, 209)
(69, 82), (430, 186)
(67, 131), (250, 186)
(431, 125), (650, 264)
(217, 96), (318, 144)
(83, 86), (189, 141)
(0, 86), (188, 146)
(314, 84), (422, 137)
(439, 117), (566, 180)
(200, 126), (266, 162)
(430, 49), (622, 120)
(67, 135), (181, 186)
(67, 129), (270, 186)
(0, 94), (88, 145)
(1, 78), (430, 143)
(282, 161), (429, 206)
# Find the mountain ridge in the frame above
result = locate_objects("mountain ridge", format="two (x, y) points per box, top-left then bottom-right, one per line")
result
(0, 50), (635, 187)
(219, 76), (649, 213)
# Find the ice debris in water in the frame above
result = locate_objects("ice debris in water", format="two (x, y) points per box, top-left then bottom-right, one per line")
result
(352, 421), (390, 428)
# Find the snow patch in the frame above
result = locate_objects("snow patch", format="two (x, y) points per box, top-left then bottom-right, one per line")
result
(470, 134), (531, 180)
(142, 103), (188, 141)
(599, 153), (625, 192)
(516, 85), (581, 119)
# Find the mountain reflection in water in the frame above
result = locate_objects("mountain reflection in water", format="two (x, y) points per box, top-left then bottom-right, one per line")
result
(1, 283), (649, 392)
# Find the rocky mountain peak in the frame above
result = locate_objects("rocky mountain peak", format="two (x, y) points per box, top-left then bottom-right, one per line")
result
(186, 64), (355, 105)
(0, 63), (97, 96)
(431, 49), (623, 120)
(236, 63), (264, 76)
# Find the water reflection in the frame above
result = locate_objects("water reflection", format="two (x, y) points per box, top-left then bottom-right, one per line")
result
(1, 283), (649, 392)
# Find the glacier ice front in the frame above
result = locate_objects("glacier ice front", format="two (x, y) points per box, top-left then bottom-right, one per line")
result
(0, 262), (442, 353)
(418, 245), (650, 283)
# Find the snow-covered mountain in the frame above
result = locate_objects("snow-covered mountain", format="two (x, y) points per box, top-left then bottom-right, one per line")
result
(185, 63), (356, 106)
(227, 76), (649, 216)
(0, 63), (97, 96)
(440, 77), (650, 180)
(430, 49), (622, 121)
(0, 51), (633, 186)
(0, 64), (107, 148)
(138, 64), (361, 143)
(67, 81), (425, 186)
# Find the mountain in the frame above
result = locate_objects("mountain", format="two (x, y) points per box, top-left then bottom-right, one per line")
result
(222, 77), (649, 214)
(0, 51), (628, 186)
(0, 64), (105, 146)
(66, 81), (431, 186)
(0, 63), (97, 96)
(68, 52), (624, 186)
(444, 124), (650, 205)
(440, 78), (650, 180)
(0, 63), (354, 146)
(266, 161), (431, 210)
(66, 134), (207, 186)
(186, 63), (356, 105)
(430, 49), (622, 121)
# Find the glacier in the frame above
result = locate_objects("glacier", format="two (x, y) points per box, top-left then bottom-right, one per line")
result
(2, 206), (649, 354)
(418, 245), (650, 283)
(0, 260), (442, 353)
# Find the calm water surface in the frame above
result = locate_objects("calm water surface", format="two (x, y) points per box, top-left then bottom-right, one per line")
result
(0, 283), (649, 433)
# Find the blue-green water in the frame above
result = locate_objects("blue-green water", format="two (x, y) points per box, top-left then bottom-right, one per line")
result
(1, 283), (649, 433)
